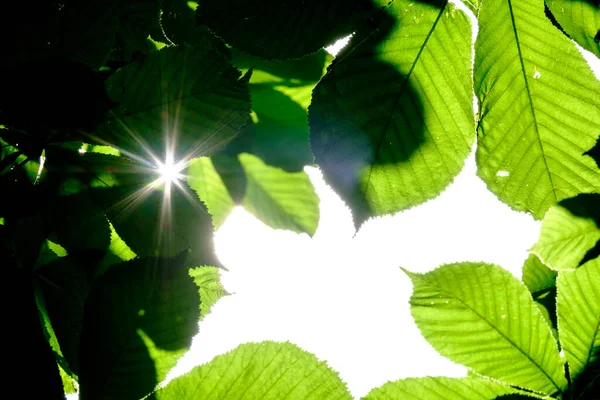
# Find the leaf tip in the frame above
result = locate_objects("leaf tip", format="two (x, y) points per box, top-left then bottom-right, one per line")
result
(241, 68), (253, 83)
(399, 266), (416, 278)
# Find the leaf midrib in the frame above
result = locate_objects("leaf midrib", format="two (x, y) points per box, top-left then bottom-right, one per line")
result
(362, 4), (447, 199)
(537, 228), (600, 247)
(416, 275), (564, 394)
(506, 0), (557, 203)
(583, 313), (600, 371)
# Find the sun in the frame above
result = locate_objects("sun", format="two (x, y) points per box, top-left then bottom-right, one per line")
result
(154, 153), (185, 186)
(156, 157), (184, 184)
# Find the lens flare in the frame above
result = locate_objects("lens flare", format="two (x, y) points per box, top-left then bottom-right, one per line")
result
(155, 156), (184, 185)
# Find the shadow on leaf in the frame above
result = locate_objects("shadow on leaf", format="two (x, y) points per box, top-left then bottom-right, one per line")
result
(557, 193), (600, 266)
(309, 7), (426, 225)
(79, 251), (200, 399)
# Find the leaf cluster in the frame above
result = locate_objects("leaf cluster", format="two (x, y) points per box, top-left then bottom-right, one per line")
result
(1, 0), (598, 398)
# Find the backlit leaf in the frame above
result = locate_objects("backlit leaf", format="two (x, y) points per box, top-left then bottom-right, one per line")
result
(189, 266), (228, 319)
(546, 0), (600, 57)
(557, 257), (600, 380)
(406, 262), (567, 395)
(309, 0), (474, 226)
(474, 0), (600, 219)
(531, 194), (600, 271)
(239, 153), (320, 235)
(364, 376), (523, 400)
(187, 156), (235, 228)
(463, 0), (482, 16)
(522, 253), (557, 294)
(155, 341), (352, 399)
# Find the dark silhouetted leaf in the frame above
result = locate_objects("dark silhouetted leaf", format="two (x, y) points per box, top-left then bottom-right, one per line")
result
(36, 251), (103, 375)
(10, 266), (64, 399)
(96, 45), (250, 159)
(310, 0), (474, 226)
(196, 0), (372, 60)
(155, 341), (352, 399)
(95, 180), (220, 268)
(405, 262), (567, 395)
(13, 212), (45, 270)
(47, 190), (111, 251)
(474, 0), (600, 219)
(58, 0), (119, 69)
(79, 251), (200, 400)
(118, 0), (162, 52)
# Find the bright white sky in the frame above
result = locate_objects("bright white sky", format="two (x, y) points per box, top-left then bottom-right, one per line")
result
(167, 2), (600, 397)
(169, 149), (540, 398)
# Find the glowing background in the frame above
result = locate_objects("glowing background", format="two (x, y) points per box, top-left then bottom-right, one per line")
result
(168, 149), (541, 398)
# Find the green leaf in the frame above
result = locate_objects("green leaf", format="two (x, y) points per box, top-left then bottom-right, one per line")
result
(239, 153), (320, 235)
(155, 341), (352, 399)
(95, 223), (137, 278)
(118, 0), (161, 52)
(96, 45), (250, 159)
(79, 251), (200, 400)
(189, 266), (228, 319)
(230, 49), (330, 171)
(36, 239), (68, 268)
(546, 0), (600, 57)
(11, 266), (65, 398)
(405, 262), (567, 395)
(59, 0), (119, 69)
(309, 0), (474, 226)
(463, 0), (482, 16)
(96, 181), (220, 268)
(363, 376), (524, 400)
(47, 190), (111, 251)
(160, 1), (227, 48)
(187, 156), (236, 228)
(246, 85), (315, 171)
(196, 0), (372, 60)
(557, 257), (600, 380)
(522, 253), (557, 294)
(44, 145), (152, 190)
(474, 0), (600, 219)
(34, 277), (78, 381)
(36, 251), (103, 375)
(531, 194), (600, 271)
(13, 212), (45, 270)
(585, 138), (600, 169)
(232, 48), (330, 84)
